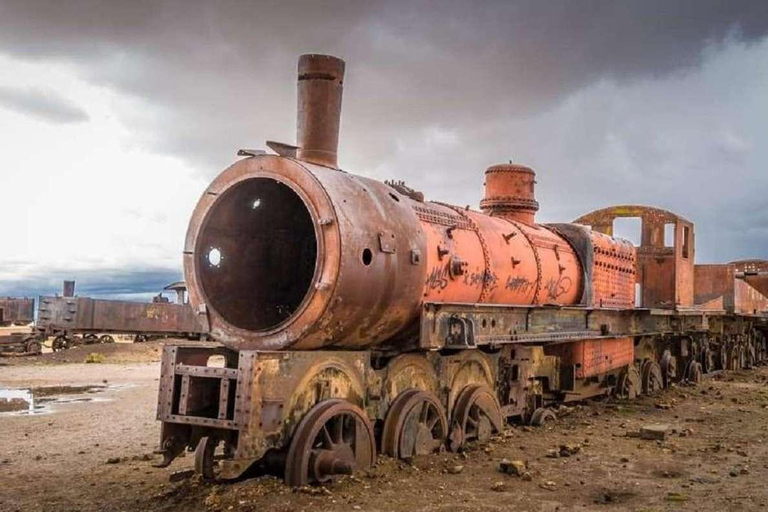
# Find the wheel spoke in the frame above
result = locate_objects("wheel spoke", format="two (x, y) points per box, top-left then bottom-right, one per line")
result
(320, 424), (333, 448)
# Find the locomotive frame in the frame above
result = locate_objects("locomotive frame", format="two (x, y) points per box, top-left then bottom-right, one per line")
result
(154, 54), (768, 487)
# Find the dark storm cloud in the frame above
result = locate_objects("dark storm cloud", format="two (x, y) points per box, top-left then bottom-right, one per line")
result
(0, 86), (89, 124)
(0, 0), (766, 169)
(0, 265), (181, 301)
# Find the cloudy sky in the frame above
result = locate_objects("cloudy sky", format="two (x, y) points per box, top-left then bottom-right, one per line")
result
(0, 0), (767, 300)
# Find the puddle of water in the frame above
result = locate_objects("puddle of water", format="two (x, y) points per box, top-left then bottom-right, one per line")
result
(0, 383), (131, 417)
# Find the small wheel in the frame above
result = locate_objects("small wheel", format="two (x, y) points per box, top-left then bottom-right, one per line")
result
(52, 336), (69, 352)
(660, 350), (677, 387)
(71, 335), (83, 346)
(195, 436), (225, 481)
(718, 344), (728, 371)
(685, 361), (703, 385)
(700, 347), (715, 374)
(99, 335), (115, 344)
(381, 389), (447, 459)
(529, 408), (556, 427)
(745, 344), (756, 369)
(285, 399), (376, 487)
(448, 385), (503, 452)
(134, 334), (148, 343)
(84, 334), (99, 345)
(25, 339), (42, 355)
(616, 366), (641, 399)
(641, 360), (663, 394)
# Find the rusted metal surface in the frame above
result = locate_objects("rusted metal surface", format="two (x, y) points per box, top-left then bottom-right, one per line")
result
(156, 53), (768, 487)
(184, 56), (646, 351)
(0, 297), (34, 326)
(37, 295), (206, 336)
(574, 205), (695, 309)
(479, 163), (539, 224)
(295, 54), (345, 168)
(694, 263), (768, 315)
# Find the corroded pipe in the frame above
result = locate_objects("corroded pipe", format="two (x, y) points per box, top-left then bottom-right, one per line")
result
(296, 54), (345, 168)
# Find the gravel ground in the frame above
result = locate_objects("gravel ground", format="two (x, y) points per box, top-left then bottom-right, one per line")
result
(2, 346), (768, 512)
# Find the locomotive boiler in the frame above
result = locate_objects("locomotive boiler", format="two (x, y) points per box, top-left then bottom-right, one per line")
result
(156, 54), (768, 486)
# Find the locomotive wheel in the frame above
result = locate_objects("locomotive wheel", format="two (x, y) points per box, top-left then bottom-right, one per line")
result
(285, 399), (375, 487)
(195, 436), (225, 481)
(529, 408), (557, 427)
(616, 366), (641, 399)
(447, 385), (503, 452)
(641, 360), (663, 394)
(99, 335), (115, 344)
(685, 361), (703, 385)
(52, 336), (69, 352)
(381, 389), (447, 459)
(84, 334), (99, 345)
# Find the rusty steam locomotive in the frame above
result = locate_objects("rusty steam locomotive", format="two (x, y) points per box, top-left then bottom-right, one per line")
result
(155, 54), (768, 486)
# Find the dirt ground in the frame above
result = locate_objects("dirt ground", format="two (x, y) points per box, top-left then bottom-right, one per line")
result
(2, 345), (768, 512)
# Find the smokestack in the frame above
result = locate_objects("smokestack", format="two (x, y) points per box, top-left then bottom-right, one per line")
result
(63, 280), (75, 297)
(296, 54), (345, 168)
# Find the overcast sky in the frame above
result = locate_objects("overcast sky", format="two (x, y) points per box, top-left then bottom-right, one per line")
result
(0, 0), (767, 300)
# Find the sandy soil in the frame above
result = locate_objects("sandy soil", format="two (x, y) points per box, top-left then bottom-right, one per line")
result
(2, 346), (768, 512)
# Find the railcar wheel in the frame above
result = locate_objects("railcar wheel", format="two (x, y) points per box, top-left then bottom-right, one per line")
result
(84, 334), (99, 345)
(285, 399), (375, 487)
(52, 336), (69, 352)
(641, 360), (663, 394)
(728, 345), (743, 370)
(99, 335), (115, 344)
(134, 334), (148, 343)
(685, 361), (703, 385)
(447, 385), (503, 452)
(25, 339), (42, 355)
(529, 408), (557, 427)
(195, 436), (225, 481)
(660, 351), (677, 387)
(718, 345), (728, 370)
(381, 389), (447, 459)
(616, 366), (641, 399)
(700, 347), (715, 374)
(745, 344), (756, 369)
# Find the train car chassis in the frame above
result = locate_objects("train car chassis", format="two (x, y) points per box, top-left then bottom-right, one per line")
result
(155, 303), (768, 486)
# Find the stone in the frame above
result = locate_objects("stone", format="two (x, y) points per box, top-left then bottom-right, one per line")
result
(521, 472), (533, 481)
(559, 444), (581, 456)
(106, 457), (121, 464)
(169, 469), (195, 482)
(639, 424), (669, 441)
(447, 465), (464, 474)
(499, 459), (526, 476)
(546, 449), (560, 458)
(539, 481), (557, 491)
(491, 481), (506, 492)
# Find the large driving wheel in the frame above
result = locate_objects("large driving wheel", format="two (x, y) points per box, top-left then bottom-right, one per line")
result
(381, 389), (447, 459)
(447, 384), (503, 452)
(285, 399), (376, 487)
